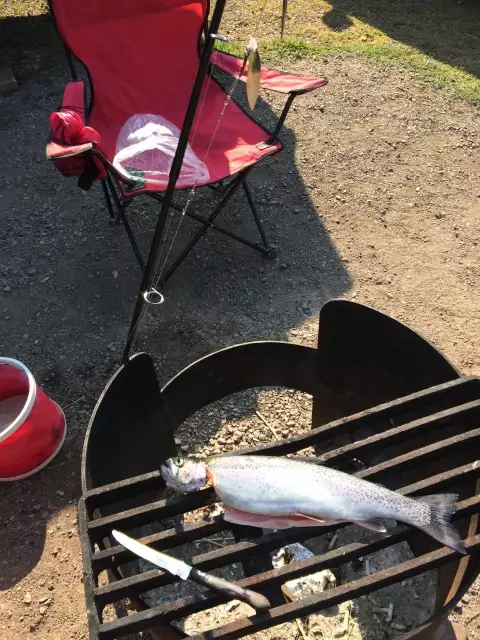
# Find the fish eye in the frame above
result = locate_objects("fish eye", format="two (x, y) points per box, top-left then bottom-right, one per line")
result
(173, 457), (184, 467)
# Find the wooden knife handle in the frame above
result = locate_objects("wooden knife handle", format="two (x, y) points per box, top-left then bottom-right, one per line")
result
(190, 568), (271, 611)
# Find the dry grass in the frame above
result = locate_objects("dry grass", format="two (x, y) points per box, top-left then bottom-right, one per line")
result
(1, 0), (48, 18)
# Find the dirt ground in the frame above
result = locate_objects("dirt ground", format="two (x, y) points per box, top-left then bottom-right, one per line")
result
(1, 14), (479, 640)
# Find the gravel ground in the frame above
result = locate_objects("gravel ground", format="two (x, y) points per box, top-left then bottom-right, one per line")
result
(1, 19), (479, 640)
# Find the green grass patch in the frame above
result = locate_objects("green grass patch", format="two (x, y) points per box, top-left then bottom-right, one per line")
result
(217, 34), (480, 104)
(218, 0), (480, 104)
(2, 0), (479, 103)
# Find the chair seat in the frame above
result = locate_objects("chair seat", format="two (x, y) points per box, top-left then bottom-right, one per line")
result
(90, 79), (282, 194)
(47, 0), (302, 287)
(49, 0), (283, 194)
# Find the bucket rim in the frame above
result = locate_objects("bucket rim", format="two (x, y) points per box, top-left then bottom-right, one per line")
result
(0, 357), (37, 444)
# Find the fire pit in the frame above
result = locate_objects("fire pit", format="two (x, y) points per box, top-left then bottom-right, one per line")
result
(78, 300), (480, 640)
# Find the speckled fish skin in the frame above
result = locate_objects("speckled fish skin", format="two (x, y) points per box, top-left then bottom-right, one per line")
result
(207, 456), (429, 525)
(161, 455), (465, 554)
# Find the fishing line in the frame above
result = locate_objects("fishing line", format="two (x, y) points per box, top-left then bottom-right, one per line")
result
(152, 65), (216, 287)
(150, 44), (251, 292)
(150, 0), (275, 292)
(137, 0), (271, 346)
(152, 46), (251, 290)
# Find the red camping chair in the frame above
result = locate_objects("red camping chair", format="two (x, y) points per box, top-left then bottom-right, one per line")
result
(46, 0), (327, 344)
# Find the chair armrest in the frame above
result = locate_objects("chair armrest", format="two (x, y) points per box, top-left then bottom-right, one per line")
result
(211, 50), (327, 94)
(46, 140), (93, 160)
(47, 80), (89, 159)
(47, 80), (107, 182)
(48, 79), (101, 148)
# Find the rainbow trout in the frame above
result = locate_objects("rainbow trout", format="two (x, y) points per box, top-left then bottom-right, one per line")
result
(161, 455), (465, 554)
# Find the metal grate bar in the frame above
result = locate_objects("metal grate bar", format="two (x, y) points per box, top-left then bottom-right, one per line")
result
(91, 460), (480, 573)
(97, 532), (480, 640)
(398, 460), (480, 496)
(87, 421), (480, 541)
(107, 496), (480, 627)
(92, 517), (228, 573)
(186, 535), (480, 640)
(93, 470), (480, 606)
(356, 427), (480, 483)
(87, 488), (216, 541)
(84, 378), (479, 512)
(224, 377), (480, 458)
(85, 470), (165, 512)
(317, 400), (480, 468)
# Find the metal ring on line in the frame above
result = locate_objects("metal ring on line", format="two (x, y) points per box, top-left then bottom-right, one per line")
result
(143, 289), (164, 305)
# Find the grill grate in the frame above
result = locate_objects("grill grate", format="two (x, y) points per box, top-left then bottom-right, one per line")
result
(79, 377), (480, 640)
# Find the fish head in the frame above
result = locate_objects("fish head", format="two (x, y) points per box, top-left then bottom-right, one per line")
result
(161, 457), (207, 493)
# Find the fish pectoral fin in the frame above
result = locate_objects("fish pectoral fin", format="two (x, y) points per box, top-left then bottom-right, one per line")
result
(294, 513), (327, 524)
(354, 518), (388, 533)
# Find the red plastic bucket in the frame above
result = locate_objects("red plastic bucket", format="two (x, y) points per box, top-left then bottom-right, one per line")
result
(0, 358), (66, 481)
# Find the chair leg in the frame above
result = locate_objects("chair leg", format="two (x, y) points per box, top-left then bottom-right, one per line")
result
(242, 179), (276, 258)
(101, 179), (116, 220)
(106, 174), (146, 272)
(158, 171), (249, 286)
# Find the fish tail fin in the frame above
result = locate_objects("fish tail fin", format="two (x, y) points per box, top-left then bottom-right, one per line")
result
(418, 494), (466, 555)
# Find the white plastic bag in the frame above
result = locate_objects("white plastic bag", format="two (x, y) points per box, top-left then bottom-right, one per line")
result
(113, 114), (210, 188)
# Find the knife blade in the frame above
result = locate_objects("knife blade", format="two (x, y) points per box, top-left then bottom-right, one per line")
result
(112, 530), (271, 611)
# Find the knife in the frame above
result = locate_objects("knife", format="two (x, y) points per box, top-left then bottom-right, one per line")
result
(112, 529), (271, 611)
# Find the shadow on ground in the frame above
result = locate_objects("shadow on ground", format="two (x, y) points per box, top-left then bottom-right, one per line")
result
(323, 0), (480, 78)
(0, 10), (350, 586)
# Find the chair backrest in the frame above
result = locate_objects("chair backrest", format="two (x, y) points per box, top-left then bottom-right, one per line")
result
(49, 0), (208, 128)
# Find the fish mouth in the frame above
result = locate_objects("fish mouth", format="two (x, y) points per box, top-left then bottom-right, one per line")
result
(160, 462), (179, 490)
(162, 475), (188, 494)
(160, 464), (191, 494)
(160, 459), (207, 493)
